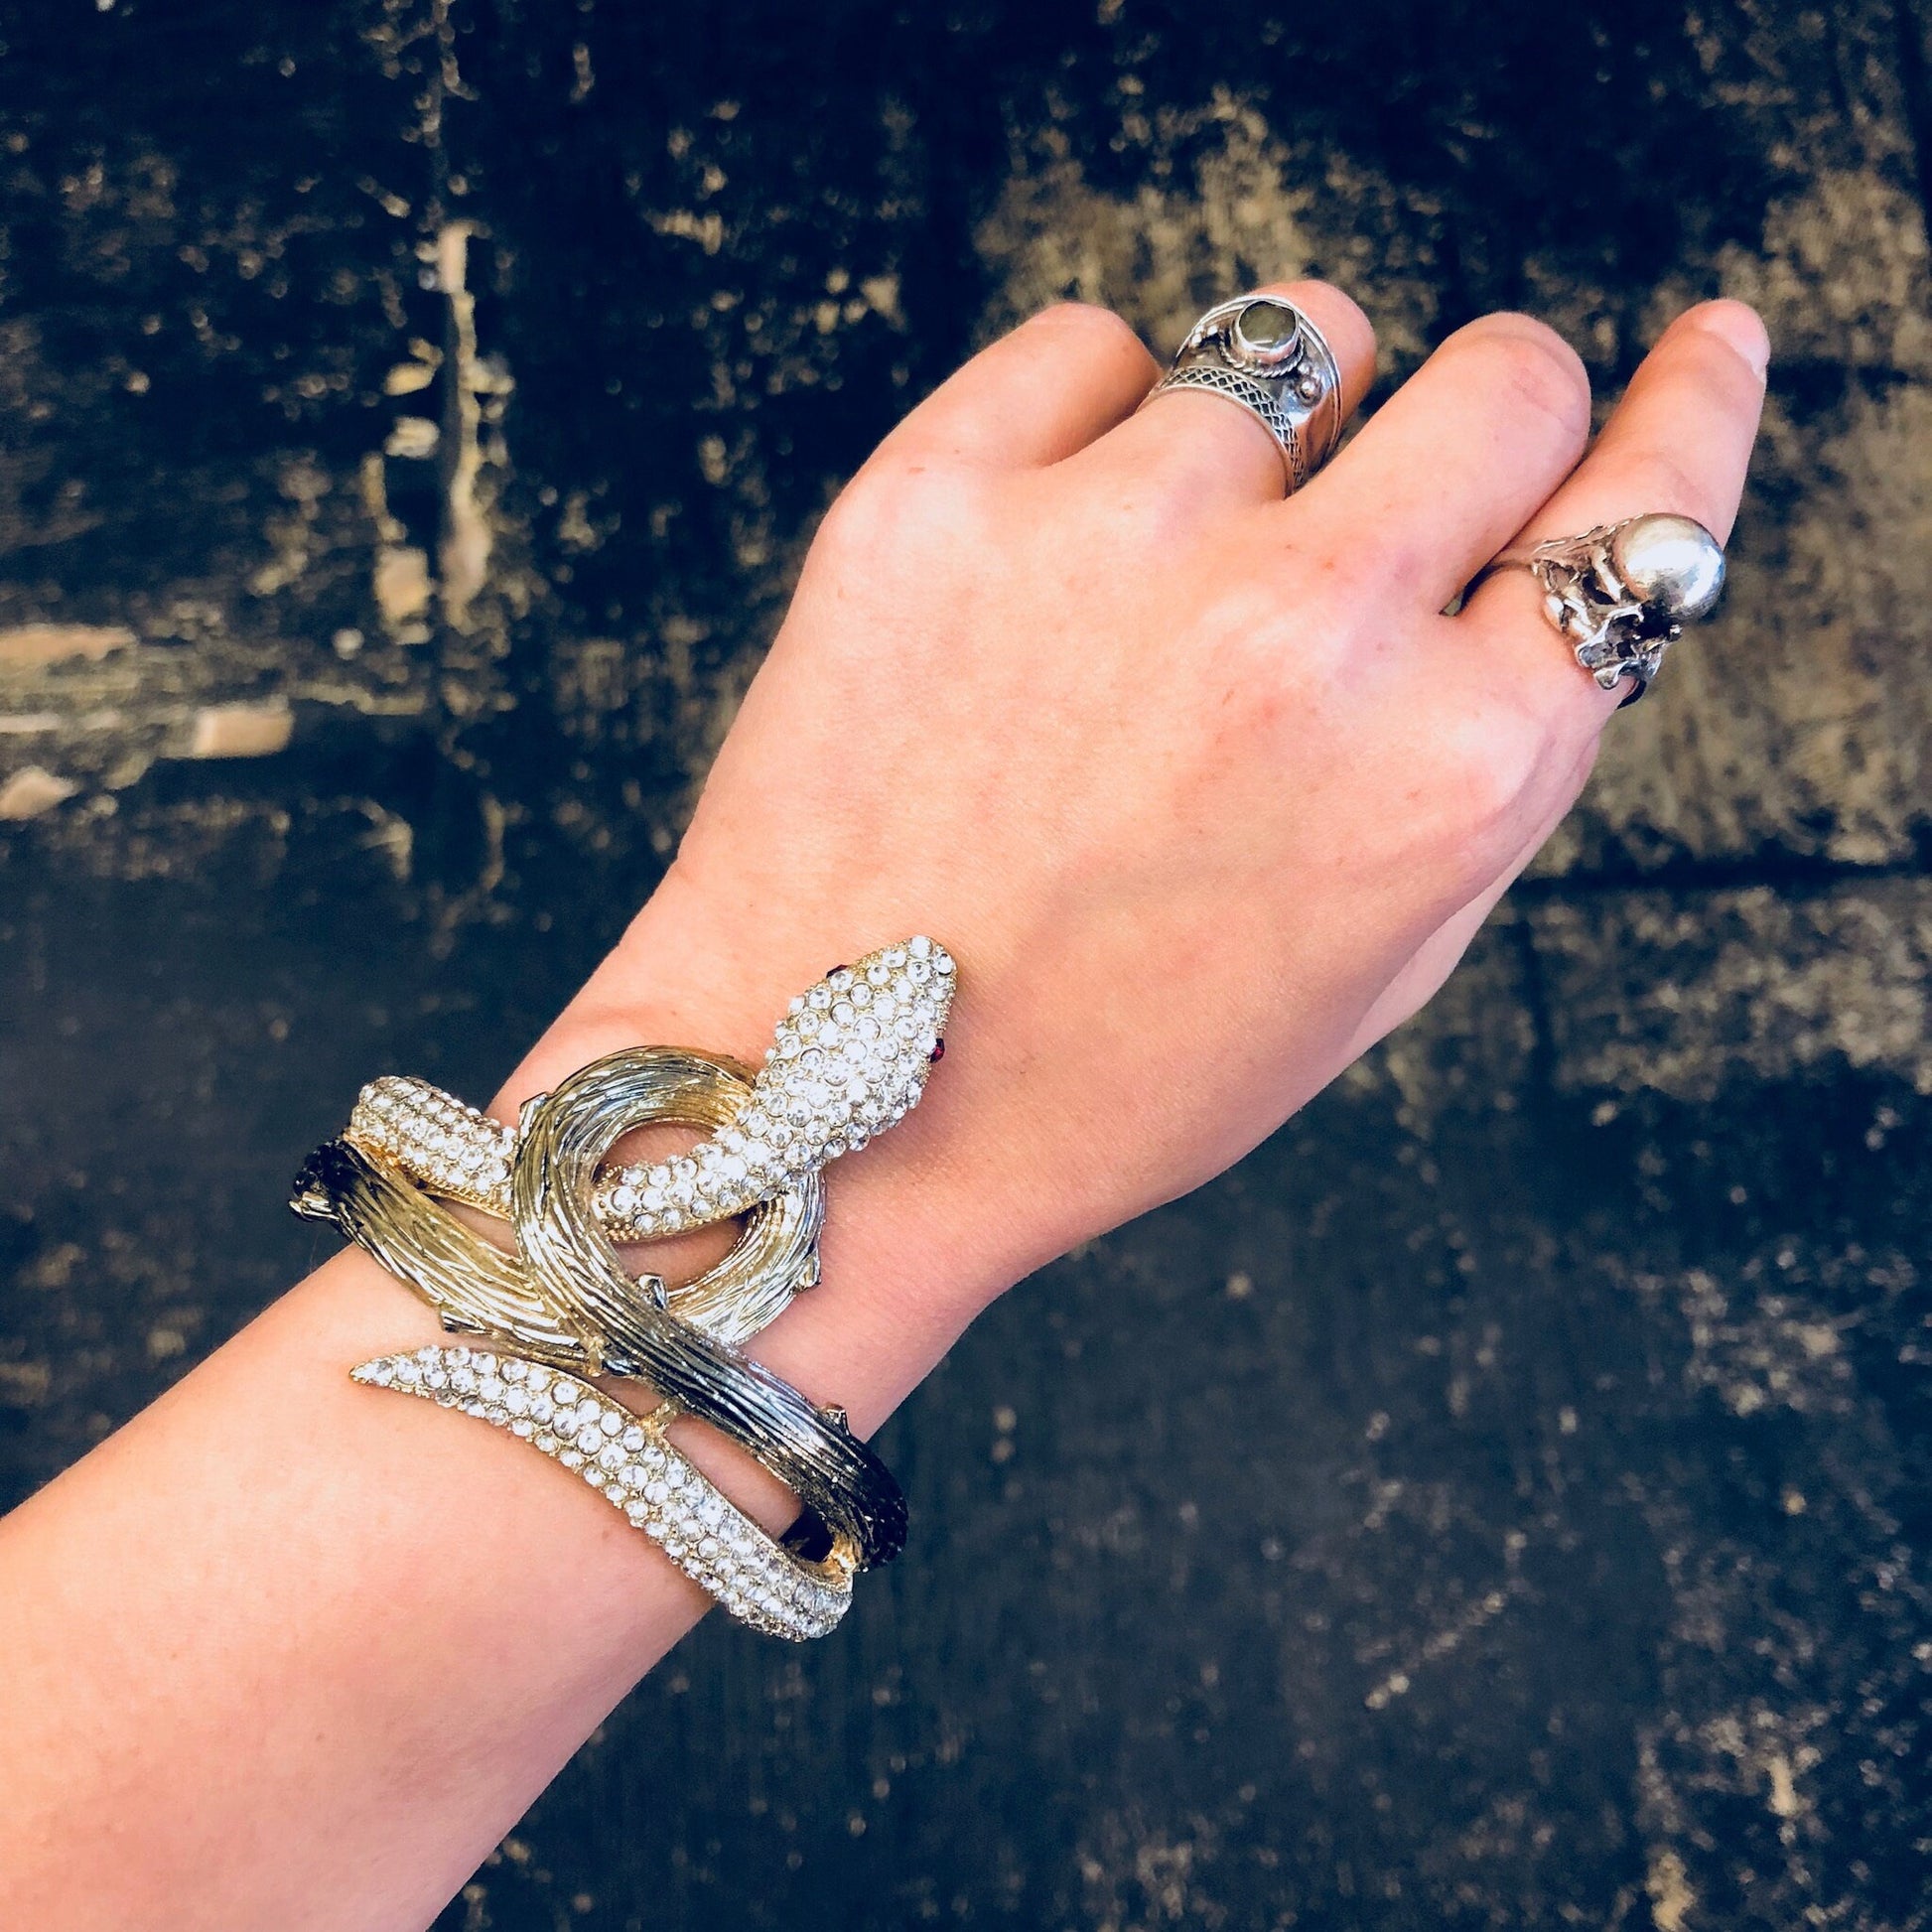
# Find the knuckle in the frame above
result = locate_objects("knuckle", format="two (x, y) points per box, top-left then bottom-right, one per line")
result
(816, 456), (989, 566)
(1424, 700), (1551, 871)
(1613, 448), (1712, 526)
(1671, 302), (1769, 393)
(1094, 465), (1212, 553)
(1029, 299), (1138, 347)
(1449, 315), (1591, 447)
(1024, 301), (1155, 374)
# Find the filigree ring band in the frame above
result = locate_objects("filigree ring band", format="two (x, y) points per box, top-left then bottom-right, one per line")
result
(1142, 292), (1345, 492)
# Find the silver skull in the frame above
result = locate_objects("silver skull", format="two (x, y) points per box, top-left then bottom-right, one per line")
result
(1607, 512), (1726, 624)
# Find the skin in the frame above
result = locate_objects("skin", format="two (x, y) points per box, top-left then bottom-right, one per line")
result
(0, 282), (1769, 1929)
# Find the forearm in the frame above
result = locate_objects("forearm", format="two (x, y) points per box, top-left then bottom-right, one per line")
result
(0, 883), (1013, 1931)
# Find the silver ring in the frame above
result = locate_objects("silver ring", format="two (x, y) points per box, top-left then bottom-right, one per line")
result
(1477, 512), (1726, 707)
(1142, 293), (1345, 492)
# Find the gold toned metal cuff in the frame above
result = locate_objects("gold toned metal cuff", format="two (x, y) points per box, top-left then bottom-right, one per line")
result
(292, 937), (956, 1639)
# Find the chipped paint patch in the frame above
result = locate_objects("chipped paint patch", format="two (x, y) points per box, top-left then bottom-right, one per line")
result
(0, 625), (135, 668)
(435, 221), (493, 631)
(374, 547), (434, 625)
(0, 765), (78, 818)
(186, 702), (293, 759)
(1646, 1848), (1695, 1931)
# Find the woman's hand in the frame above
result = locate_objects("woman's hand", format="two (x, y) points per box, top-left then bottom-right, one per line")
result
(0, 281), (1769, 1932)
(520, 282), (1768, 1361)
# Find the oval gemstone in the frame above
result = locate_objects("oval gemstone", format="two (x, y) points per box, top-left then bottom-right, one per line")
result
(1236, 299), (1299, 349)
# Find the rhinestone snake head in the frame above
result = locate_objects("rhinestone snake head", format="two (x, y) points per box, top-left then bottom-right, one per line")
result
(592, 936), (955, 1241)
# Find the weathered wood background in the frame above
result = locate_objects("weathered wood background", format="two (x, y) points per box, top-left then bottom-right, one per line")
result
(3, 2), (1930, 1924)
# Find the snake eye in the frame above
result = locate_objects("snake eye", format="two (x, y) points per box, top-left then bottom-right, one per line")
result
(929, 1038), (945, 1063)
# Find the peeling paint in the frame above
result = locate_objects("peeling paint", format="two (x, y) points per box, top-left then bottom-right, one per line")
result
(0, 625), (135, 668)
(434, 221), (494, 632)
(186, 702), (293, 759)
(0, 765), (78, 818)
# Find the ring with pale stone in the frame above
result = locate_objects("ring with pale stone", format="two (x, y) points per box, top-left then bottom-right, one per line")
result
(1142, 292), (1345, 491)
(1476, 512), (1727, 706)
(290, 937), (956, 1638)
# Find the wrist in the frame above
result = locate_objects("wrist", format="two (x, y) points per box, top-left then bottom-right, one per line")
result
(484, 872), (1043, 1443)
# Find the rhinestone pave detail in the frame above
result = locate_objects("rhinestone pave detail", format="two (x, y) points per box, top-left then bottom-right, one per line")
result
(349, 1078), (517, 1214)
(344, 936), (954, 1244)
(592, 936), (954, 1240)
(353, 1344), (853, 1640)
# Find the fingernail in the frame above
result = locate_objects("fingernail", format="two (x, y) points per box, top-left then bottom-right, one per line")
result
(1695, 301), (1770, 379)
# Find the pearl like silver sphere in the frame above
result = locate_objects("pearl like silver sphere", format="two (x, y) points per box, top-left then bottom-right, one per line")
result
(1607, 512), (1725, 624)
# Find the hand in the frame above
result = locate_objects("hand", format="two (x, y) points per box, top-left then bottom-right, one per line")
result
(0, 283), (1770, 1932)
(510, 283), (1769, 1374)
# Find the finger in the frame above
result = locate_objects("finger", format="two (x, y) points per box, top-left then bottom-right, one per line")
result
(1286, 312), (1591, 607)
(1351, 304), (1771, 1059)
(1071, 280), (1376, 509)
(1450, 300), (1770, 738)
(870, 303), (1161, 472)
